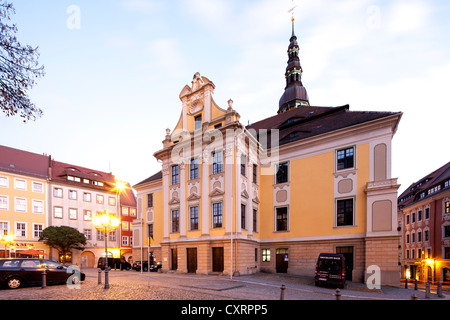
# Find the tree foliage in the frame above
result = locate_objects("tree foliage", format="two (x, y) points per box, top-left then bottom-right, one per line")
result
(39, 226), (86, 263)
(0, 1), (44, 122)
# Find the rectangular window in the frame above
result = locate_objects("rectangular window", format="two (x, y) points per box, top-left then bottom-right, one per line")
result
(97, 230), (104, 241)
(212, 202), (223, 228)
(15, 197), (27, 212)
(32, 200), (43, 214)
(0, 196), (8, 210)
(109, 231), (116, 241)
(425, 208), (430, 219)
(96, 195), (104, 204)
(122, 207), (129, 216)
(54, 207), (63, 218)
(336, 198), (354, 226)
(253, 209), (258, 233)
(0, 176), (7, 188)
(69, 208), (77, 220)
(445, 201), (450, 214)
(84, 229), (92, 240)
(147, 193), (153, 208)
(122, 221), (129, 230)
(212, 151), (223, 174)
(190, 158), (199, 180)
(241, 154), (246, 176)
(195, 115), (202, 130)
(54, 188), (63, 198)
(148, 224), (153, 240)
(83, 192), (91, 202)
(130, 208), (136, 216)
(337, 147), (355, 170)
(190, 206), (199, 230)
(69, 190), (77, 200)
(444, 225), (450, 238)
(108, 197), (116, 206)
(262, 249), (271, 262)
(33, 224), (43, 238)
(32, 182), (43, 193)
(122, 236), (129, 246)
(276, 207), (288, 231)
(253, 164), (258, 184)
(241, 204), (246, 230)
(171, 165), (179, 185)
(171, 209), (179, 233)
(275, 162), (289, 184)
(14, 179), (26, 190)
(425, 230), (429, 242)
(15, 223), (26, 238)
(84, 210), (91, 221)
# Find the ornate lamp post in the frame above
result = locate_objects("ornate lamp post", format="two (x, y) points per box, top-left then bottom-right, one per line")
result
(92, 212), (120, 289)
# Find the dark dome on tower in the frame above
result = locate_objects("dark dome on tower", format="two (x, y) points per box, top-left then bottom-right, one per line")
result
(278, 19), (309, 114)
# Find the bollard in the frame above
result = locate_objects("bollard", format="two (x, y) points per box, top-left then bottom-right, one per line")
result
(41, 269), (46, 289)
(414, 278), (418, 290)
(280, 284), (286, 300)
(405, 278), (408, 289)
(411, 294), (418, 300)
(335, 288), (341, 301)
(425, 281), (430, 299)
(98, 269), (102, 285)
(437, 281), (444, 298)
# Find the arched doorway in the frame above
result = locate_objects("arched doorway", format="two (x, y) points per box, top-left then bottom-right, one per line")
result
(81, 251), (95, 268)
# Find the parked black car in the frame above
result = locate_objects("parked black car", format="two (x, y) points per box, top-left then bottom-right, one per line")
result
(132, 260), (162, 272)
(0, 258), (85, 289)
(97, 257), (131, 270)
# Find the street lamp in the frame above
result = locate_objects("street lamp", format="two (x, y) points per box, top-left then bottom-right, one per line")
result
(0, 234), (14, 258)
(112, 180), (128, 259)
(92, 212), (120, 289)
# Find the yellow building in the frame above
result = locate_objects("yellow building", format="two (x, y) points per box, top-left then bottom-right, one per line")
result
(134, 23), (403, 286)
(0, 146), (50, 257)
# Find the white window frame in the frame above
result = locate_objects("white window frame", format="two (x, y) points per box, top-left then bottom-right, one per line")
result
(15, 197), (27, 212)
(0, 176), (8, 188)
(0, 195), (8, 211)
(15, 222), (26, 238)
(14, 178), (26, 191)
(32, 181), (44, 193)
(33, 223), (44, 239)
(32, 199), (44, 214)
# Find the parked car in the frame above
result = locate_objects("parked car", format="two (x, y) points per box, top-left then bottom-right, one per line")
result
(0, 258), (85, 289)
(314, 253), (346, 288)
(97, 257), (131, 270)
(133, 260), (162, 272)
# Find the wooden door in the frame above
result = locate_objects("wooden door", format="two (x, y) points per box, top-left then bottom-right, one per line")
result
(276, 248), (288, 273)
(171, 248), (177, 271)
(187, 248), (197, 273)
(212, 247), (224, 272)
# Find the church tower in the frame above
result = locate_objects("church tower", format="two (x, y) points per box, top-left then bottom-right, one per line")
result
(278, 17), (309, 113)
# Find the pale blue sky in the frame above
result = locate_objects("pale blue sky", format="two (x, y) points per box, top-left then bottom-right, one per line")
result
(1, 0), (449, 193)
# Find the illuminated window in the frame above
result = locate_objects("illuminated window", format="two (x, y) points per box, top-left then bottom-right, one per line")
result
(262, 249), (271, 262)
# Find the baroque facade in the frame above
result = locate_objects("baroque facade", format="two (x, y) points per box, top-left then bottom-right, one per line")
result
(133, 22), (403, 286)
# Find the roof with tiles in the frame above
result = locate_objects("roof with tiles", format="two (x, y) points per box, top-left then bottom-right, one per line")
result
(398, 161), (450, 210)
(247, 105), (401, 148)
(0, 145), (50, 179)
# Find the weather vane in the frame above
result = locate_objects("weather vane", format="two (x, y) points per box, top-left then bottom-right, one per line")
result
(288, 0), (297, 21)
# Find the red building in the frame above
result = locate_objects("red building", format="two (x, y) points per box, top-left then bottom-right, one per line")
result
(398, 161), (450, 283)
(119, 182), (137, 263)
